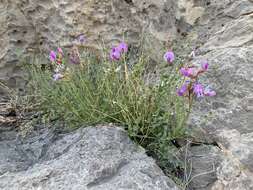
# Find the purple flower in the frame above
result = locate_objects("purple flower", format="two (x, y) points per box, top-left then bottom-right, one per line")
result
(57, 47), (63, 55)
(201, 60), (209, 71)
(53, 73), (64, 81)
(177, 82), (189, 96)
(164, 51), (175, 63)
(180, 67), (190, 77)
(193, 83), (204, 98)
(110, 47), (121, 61)
(180, 67), (195, 77)
(204, 87), (216, 97)
(78, 35), (86, 43)
(50, 51), (56, 62)
(117, 42), (128, 53)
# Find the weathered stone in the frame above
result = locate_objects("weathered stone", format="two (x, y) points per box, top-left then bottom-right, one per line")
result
(184, 145), (222, 190)
(0, 125), (179, 190)
(177, 0), (205, 25)
(0, 0), (178, 90)
(186, 0), (253, 189)
(1, 0), (253, 189)
(212, 157), (253, 190)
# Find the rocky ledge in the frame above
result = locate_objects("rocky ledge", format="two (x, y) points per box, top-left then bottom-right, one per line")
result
(0, 124), (179, 190)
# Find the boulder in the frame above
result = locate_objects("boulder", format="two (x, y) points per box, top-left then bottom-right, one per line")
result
(0, 125), (179, 190)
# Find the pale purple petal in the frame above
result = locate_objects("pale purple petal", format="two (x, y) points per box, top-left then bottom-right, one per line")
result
(177, 83), (188, 96)
(78, 35), (86, 43)
(180, 67), (190, 77)
(180, 67), (195, 77)
(204, 87), (216, 97)
(164, 51), (175, 63)
(110, 47), (121, 61)
(53, 73), (64, 81)
(188, 68), (194, 75)
(50, 51), (56, 62)
(193, 83), (204, 98)
(201, 60), (209, 71)
(118, 42), (128, 53)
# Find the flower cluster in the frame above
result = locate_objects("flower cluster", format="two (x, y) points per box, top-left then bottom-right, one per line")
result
(49, 48), (65, 81)
(179, 60), (208, 79)
(110, 42), (128, 61)
(177, 60), (216, 98)
(49, 41), (216, 101)
(49, 34), (85, 81)
(50, 48), (64, 65)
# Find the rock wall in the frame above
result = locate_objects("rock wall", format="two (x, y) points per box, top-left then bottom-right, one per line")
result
(186, 0), (253, 189)
(0, 0), (179, 90)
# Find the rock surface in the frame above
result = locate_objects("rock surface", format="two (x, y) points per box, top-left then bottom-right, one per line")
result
(186, 0), (253, 189)
(184, 145), (222, 190)
(0, 125), (179, 190)
(1, 0), (253, 189)
(0, 0), (179, 90)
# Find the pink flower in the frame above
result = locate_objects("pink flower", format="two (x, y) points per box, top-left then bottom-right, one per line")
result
(57, 48), (63, 55)
(49, 51), (56, 62)
(164, 51), (175, 64)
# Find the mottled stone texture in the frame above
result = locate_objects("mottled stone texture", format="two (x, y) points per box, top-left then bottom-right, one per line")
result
(0, 0), (178, 90)
(1, 0), (253, 189)
(0, 125), (179, 190)
(186, 0), (253, 189)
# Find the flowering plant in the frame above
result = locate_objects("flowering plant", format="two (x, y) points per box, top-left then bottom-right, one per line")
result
(177, 59), (216, 110)
(110, 42), (128, 61)
(29, 38), (218, 183)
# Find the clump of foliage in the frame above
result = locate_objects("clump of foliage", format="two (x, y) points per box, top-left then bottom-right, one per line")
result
(26, 36), (216, 183)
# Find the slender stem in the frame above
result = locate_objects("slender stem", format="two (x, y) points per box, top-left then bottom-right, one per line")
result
(124, 62), (128, 81)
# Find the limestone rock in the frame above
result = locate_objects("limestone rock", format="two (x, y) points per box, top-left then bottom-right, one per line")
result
(1, 0), (253, 189)
(0, 0), (178, 90)
(184, 145), (222, 190)
(186, 0), (253, 189)
(0, 125), (179, 190)
(177, 0), (205, 25)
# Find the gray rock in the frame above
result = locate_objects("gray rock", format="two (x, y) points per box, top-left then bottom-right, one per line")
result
(212, 156), (253, 190)
(1, 0), (253, 189)
(184, 145), (222, 190)
(0, 0), (178, 90)
(0, 125), (179, 190)
(186, 0), (253, 189)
